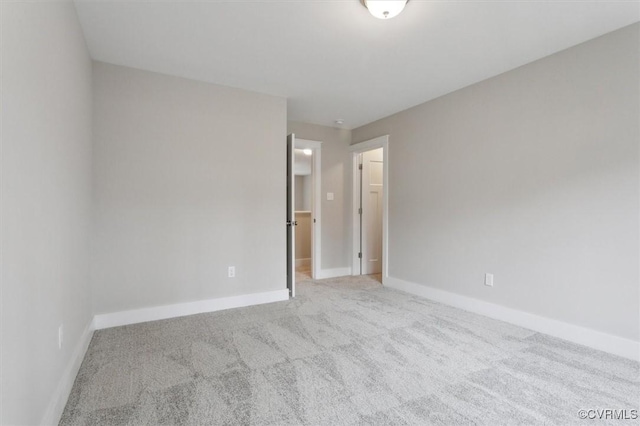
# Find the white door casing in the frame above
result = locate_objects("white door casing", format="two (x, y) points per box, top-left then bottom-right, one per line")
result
(286, 133), (295, 297)
(295, 138), (322, 280)
(350, 135), (389, 282)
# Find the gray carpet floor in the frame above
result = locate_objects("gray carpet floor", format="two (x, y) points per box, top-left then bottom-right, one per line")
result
(60, 275), (639, 425)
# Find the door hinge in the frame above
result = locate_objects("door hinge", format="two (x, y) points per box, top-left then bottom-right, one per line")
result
(358, 252), (362, 259)
(358, 207), (362, 215)
(359, 164), (363, 170)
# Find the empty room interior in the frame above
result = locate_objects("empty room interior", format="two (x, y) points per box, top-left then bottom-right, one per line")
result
(2, 0), (639, 425)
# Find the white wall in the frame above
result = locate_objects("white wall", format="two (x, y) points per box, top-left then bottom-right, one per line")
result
(302, 175), (312, 212)
(1, 2), (94, 424)
(288, 122), (352, 270)
(295, 212), (312, 261)
(352, 24), (639, 341)
(92, 62), (287, 314)
(294, 175), (312, 211)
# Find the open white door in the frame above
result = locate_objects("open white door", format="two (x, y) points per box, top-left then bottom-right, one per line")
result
(286, 134), (296, 297)
(360, 148), (384, 275)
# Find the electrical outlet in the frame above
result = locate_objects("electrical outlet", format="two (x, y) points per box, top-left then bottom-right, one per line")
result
(485, 273), (494, 287)
(228, 266), (235, 278)
(58, 324), (64, 349)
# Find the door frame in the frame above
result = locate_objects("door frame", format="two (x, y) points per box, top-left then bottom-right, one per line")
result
(295, 138), (322, 280)
(287, 134), (296, 297)
(350, 135), (389, 282)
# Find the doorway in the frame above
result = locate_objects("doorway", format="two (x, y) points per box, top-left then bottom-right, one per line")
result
(286, 134), (322, 298)
(350, 136), (389, 282)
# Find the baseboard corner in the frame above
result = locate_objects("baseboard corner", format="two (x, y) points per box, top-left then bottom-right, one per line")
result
(41, 318), (94, 425)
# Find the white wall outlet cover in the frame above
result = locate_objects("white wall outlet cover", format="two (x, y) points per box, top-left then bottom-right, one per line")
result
(228, 266), (235, 278)
(485, 273), (494, 287)
(327, 192), (334, 201)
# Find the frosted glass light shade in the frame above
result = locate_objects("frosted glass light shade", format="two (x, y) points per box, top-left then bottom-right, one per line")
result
(364, 0), (407, 19)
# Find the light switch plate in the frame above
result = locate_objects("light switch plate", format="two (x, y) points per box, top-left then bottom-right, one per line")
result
(327, 192), (334, 201)
(485, 273), (494, 287)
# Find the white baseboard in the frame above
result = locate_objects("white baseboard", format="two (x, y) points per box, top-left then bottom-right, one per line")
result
(93, 289), (290, 330)
(41, 319), (94, 425)
(385, 277), (639, 361)
(295, 258), (311, 268)
(316, 267), (352, 279)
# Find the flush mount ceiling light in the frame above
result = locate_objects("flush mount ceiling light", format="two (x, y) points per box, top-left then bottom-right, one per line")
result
(363, 0), (408, 20)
